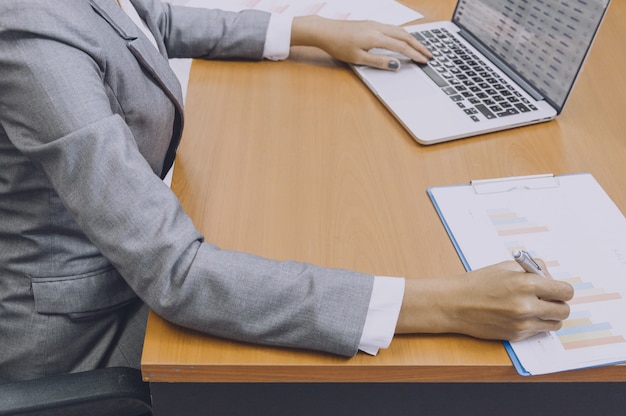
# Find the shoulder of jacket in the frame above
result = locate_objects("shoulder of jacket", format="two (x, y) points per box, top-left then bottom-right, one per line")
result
(0, 1), (94, 33)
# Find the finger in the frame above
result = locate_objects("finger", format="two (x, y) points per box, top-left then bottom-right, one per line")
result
(508, 257), (573, 301)
(531, 275), (575, 302)
(535, 298), (571, 321)
(533, 258), (553, 278)
(372, 35), (431, 64)
(356, 51), (404, 71)
(384, 27), (433, 59)
(372, 23), (430, 50)
(511, 319), (564, 341)
(512, 312), (570, 340)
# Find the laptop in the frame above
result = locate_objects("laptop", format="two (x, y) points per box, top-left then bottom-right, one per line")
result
(352, 0), (611, 145)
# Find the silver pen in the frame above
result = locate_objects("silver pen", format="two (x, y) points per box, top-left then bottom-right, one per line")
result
(512, 249), (546, 277)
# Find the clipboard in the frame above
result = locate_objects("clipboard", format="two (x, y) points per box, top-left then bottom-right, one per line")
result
(427, 173), (626, 375)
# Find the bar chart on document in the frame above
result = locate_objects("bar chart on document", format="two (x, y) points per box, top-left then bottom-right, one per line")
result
(184, 0), (422, 25)
(428, 174), (626, 375)
(194, 0), (348, 18)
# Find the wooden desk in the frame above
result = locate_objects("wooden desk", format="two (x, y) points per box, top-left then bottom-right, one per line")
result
(142, 0), (626, 413)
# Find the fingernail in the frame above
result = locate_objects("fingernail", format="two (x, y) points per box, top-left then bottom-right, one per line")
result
(388, 60), (399, 70)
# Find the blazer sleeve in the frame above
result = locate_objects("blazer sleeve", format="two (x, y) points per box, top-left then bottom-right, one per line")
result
(133, 0), (272, 60)
(0, 2), (374, 357)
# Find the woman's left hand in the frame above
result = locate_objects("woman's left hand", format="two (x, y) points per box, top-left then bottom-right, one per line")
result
(291, 15), (432, 71)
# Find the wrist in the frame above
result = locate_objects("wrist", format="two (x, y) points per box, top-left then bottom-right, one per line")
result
(290, 15), (329, 49)
(395, 276), (459, 335)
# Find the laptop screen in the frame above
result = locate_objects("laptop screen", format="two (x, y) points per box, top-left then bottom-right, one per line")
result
(453, 0), (610, 112)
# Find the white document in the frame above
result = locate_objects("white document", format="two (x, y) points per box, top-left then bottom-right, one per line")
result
(185, 0), (423, 25)
(428, 173), (626, 375)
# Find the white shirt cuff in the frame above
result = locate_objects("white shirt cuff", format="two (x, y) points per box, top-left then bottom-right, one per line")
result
(358, 276), (405, 355)
(262, 14), (293, 61)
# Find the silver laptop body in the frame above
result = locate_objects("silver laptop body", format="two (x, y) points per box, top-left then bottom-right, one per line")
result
(353, 0), (611, 144)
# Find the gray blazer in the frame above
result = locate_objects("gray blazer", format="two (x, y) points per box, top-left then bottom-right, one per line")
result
(0, 0), (373, 382)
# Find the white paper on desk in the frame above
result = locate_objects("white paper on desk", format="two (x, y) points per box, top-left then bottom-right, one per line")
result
(428, 173), (626, 375)
(185, 0), (422, 26)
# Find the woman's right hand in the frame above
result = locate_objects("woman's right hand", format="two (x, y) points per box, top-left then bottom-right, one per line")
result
(396, 261), (574, 341)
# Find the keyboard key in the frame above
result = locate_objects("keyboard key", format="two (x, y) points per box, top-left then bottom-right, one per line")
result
(417, 63), (449, 87)
(411, 27), (539, 123)
(475, 104), (497, 119)
(412, 32), (425, 41)
(497, 108), (520, 117)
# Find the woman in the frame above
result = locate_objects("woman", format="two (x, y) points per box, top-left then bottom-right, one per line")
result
(0, 0), (573, 383)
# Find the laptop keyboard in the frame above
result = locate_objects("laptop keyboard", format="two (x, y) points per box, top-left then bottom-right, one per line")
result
(412, 28), (538, 122)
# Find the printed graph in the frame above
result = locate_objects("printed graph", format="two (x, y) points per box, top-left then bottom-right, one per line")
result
(557, 310), (626, 350)
(242, 0), (261, 7)
(431, 174), (626, 374)
(488, 207), (626, 351)
(561, 276), (623, 305)
(487, 208), (549, 237)
(304, 2), (327, 15)
(266, 1), (328, 15)
(503, 240), (561, 267)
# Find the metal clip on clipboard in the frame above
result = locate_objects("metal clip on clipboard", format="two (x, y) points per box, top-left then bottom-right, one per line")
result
(470, 173), (560, 195)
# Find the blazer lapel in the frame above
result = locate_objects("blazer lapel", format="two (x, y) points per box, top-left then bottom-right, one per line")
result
(88, 0), (185, 178)
(88, 0), (184, 111)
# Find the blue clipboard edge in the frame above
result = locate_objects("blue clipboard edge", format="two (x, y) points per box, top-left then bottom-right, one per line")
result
(426, 185), (532, 376)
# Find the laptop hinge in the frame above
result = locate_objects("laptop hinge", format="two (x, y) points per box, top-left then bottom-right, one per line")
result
(458, 29), (545, 102)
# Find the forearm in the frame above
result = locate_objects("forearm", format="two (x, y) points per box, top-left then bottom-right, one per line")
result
(395, 276), (455, 335)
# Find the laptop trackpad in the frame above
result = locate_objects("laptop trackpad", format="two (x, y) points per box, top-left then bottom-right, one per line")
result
(357, 61), (442, 102)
